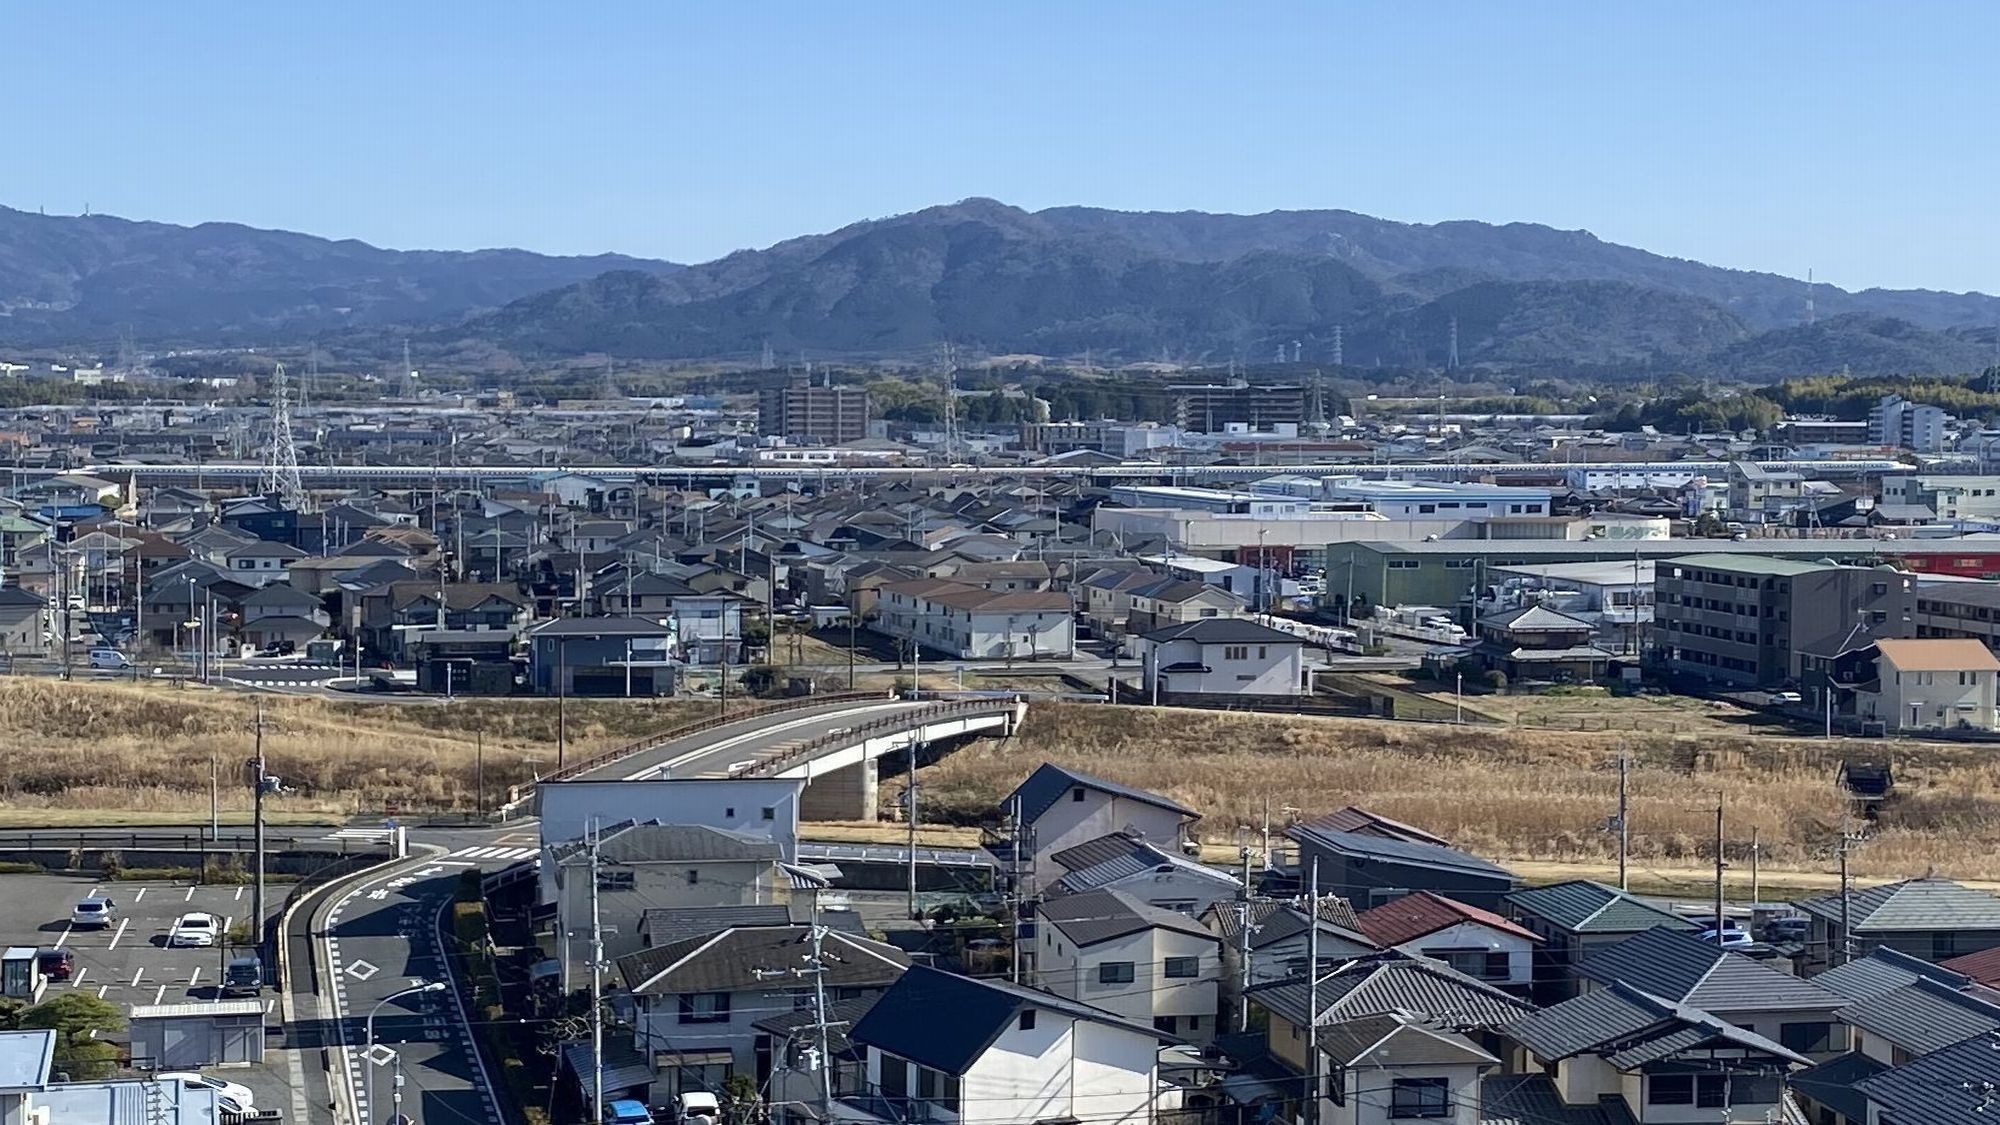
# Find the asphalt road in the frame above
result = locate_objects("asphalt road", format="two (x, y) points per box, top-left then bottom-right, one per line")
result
(311, 826), (541, 1125)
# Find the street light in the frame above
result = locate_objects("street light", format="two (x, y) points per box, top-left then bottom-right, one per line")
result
(366, 981), (448, 1122)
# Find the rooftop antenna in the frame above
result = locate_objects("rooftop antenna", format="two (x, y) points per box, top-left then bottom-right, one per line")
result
(1446, 316), (1461, 370)
(260, 363), (309, 512)
(1805, 269), (1817, 326)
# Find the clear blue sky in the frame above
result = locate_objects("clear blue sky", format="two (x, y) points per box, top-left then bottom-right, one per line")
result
(9, 2), (1997, 293)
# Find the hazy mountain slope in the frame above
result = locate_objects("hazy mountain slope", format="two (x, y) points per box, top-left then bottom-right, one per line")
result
(0, 206), (681, 343)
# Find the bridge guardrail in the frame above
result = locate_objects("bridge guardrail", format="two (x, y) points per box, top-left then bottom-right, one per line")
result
(533, 690), (891, 785)
(730, 696), (1019, 779)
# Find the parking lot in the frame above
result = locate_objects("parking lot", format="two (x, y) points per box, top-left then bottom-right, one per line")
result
(6, 874), (277, 1012)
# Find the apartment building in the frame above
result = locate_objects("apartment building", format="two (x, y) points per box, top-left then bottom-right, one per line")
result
(758, 375), (870, 444)
(1883, 473), (2000, 521)
(1654, 554), (1915, 689)
(1870, 394), (1951, 453)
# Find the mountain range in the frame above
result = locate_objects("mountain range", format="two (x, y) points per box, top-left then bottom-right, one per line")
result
(5, 198), (1999, 378)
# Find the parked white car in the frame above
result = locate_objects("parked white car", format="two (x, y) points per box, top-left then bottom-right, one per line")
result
(155, 1072), (254, 1114)
(167, 913), (218, 948)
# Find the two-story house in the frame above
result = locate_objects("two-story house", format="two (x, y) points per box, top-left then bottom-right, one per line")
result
(1204, 899), (1378, 1032)
(546, 821), (790, 986)
(221, 538), (307, 587)
(1295, 1013), (1499, 1125)
(1286, 824), (1520, 911)
(1503, 880), (1698, 1001)
(614, 924), (910, 1109)
(1794, 877), (2000, 971)
(1503, 982), (1810, 1124)
(1035, 889), (1223, 1042)
(1137, 618), (1306, 700)
(1573, 926), (1848, 1059)
(1353, 892), (1540, 994)
(845, 964), (1176, 1125)
(1044, 831), (1242, 918)
(997, 764), (1199, 890)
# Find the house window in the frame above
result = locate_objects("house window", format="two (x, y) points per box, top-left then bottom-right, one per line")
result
(916, 1065), (960, 1113)
(762, 807), (776, 821)
(1650, 1074), (1728, 1108)
(1484, 951), (1511, 979)
(687, 869), (700, 885)
(1389, 1077), (1449, 1118)
(596, 870), (635, 892)
(1018, 1010), (1035, 1031)
(1072, 787), (1086, 802)
(1164, 956), (1200, 979)
(677, 992), (731, 1024)
(1097, 962), (1136, 985)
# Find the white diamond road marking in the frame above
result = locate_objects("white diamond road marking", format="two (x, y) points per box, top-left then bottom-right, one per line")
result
(364, 1044), (397, 1067)
(345, 960), (379, 982)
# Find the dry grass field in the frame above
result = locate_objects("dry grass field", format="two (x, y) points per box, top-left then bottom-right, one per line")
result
(0, 680), (698, 822)
(914, 702), (2000, 884)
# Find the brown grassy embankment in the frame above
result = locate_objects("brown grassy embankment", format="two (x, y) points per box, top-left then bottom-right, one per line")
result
(0, 680), (698, 822)
(912, 702), (2000, 884)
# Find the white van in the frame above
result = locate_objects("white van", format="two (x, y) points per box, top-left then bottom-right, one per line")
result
(88, 648), (131, 670)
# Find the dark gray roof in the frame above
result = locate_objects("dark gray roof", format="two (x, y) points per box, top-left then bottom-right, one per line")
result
(1790, 1051), (1887, 1124)
(1504, 981), (1808, 1068)
(1245, 951), (1530, 1032)
(1575, 927), (1840, 1012)
(1478, 1075), (1638, 1125)
(1049, 832), (1152, 874)
(1007, 762), (1197, 826)
(1140, 618), (1305, 645)
(1038, 889), (1220, 947)
(1811, 947), (1970, 1003)
(1241, 901), (1376, 951)
(1857, 1030), (2000, 1125)
(1305, 806), (1450, 847)
(638, 905), (866, 947)
(549, 821), (782, 867)
(1795, 878), (2000, 933)
(1287, 824), (1518, 883)
(1835, 976), (2000, 1055)
(532, 615), (677, 638)
(0, 586), (45, 608)
(848, 964), (1172, 1077)
(1313, 1014), (1496, 1068)
(751, 995), (876, 1055)
(616, 925), (909, 996)
(1503, 880), (1697, 934)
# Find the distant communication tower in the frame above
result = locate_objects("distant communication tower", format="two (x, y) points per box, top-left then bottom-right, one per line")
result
(1805, 269), (1817, 326)
(1331, 324), (1344, 368)
(1446, 316), (1461, 370)
(261, 362), (309, 512)
(939, 343), (960, 462)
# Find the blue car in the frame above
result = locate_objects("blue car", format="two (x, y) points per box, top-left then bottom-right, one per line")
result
(605, 1100), (655, 1125)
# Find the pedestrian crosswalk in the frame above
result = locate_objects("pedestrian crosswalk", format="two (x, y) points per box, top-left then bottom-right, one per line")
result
(446, 846), (539, 861)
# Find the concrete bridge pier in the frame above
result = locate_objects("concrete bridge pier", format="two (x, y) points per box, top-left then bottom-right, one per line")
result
(800, 757), (879, 822)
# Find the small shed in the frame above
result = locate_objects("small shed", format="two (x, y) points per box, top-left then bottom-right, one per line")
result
(130, 1000), (265, 1069)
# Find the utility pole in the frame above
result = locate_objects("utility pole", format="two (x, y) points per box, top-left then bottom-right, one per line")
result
(1712, 797), (1726, 949)
(1750, 828), (1761, 905)
(475, 731), (485, 818)
(589, 820), (605, 1124)
(1009, 794), (1028, 984)
(556, 635), (568, 767)
(906, 762), (921, 920)
(1305, 855), (1322, 1125)
(754, 911), (840, 1125)
(1235, 843), (1259, 1033)
(1837, 821), (1863, 966)
(1616, 751), (1631, 891)
(249, 703), (269, 963)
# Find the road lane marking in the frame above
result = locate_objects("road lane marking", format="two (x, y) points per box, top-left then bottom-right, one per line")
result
(96, 984), (108, 999)
(70, 968), (87, 988)
(54, 923), (71, 949)
(130, 967), (144, 988)
(107, 918), (129, 950)
(184, 886), (195, 901)
(152, 984), (166, 1005)
(134, 887), (146, 901)
(188, 967), (201, 989)
(234, 886), (244, 901)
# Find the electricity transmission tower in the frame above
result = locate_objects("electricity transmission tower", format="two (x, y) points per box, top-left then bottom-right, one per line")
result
(261, 362), (309, 511)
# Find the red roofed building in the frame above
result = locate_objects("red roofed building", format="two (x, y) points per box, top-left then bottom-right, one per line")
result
(1355, 890), (1541, 993)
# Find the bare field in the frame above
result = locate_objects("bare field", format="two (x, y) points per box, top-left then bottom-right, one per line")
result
(915, 702), (2000, 883)
(0, 680), (699, 821)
